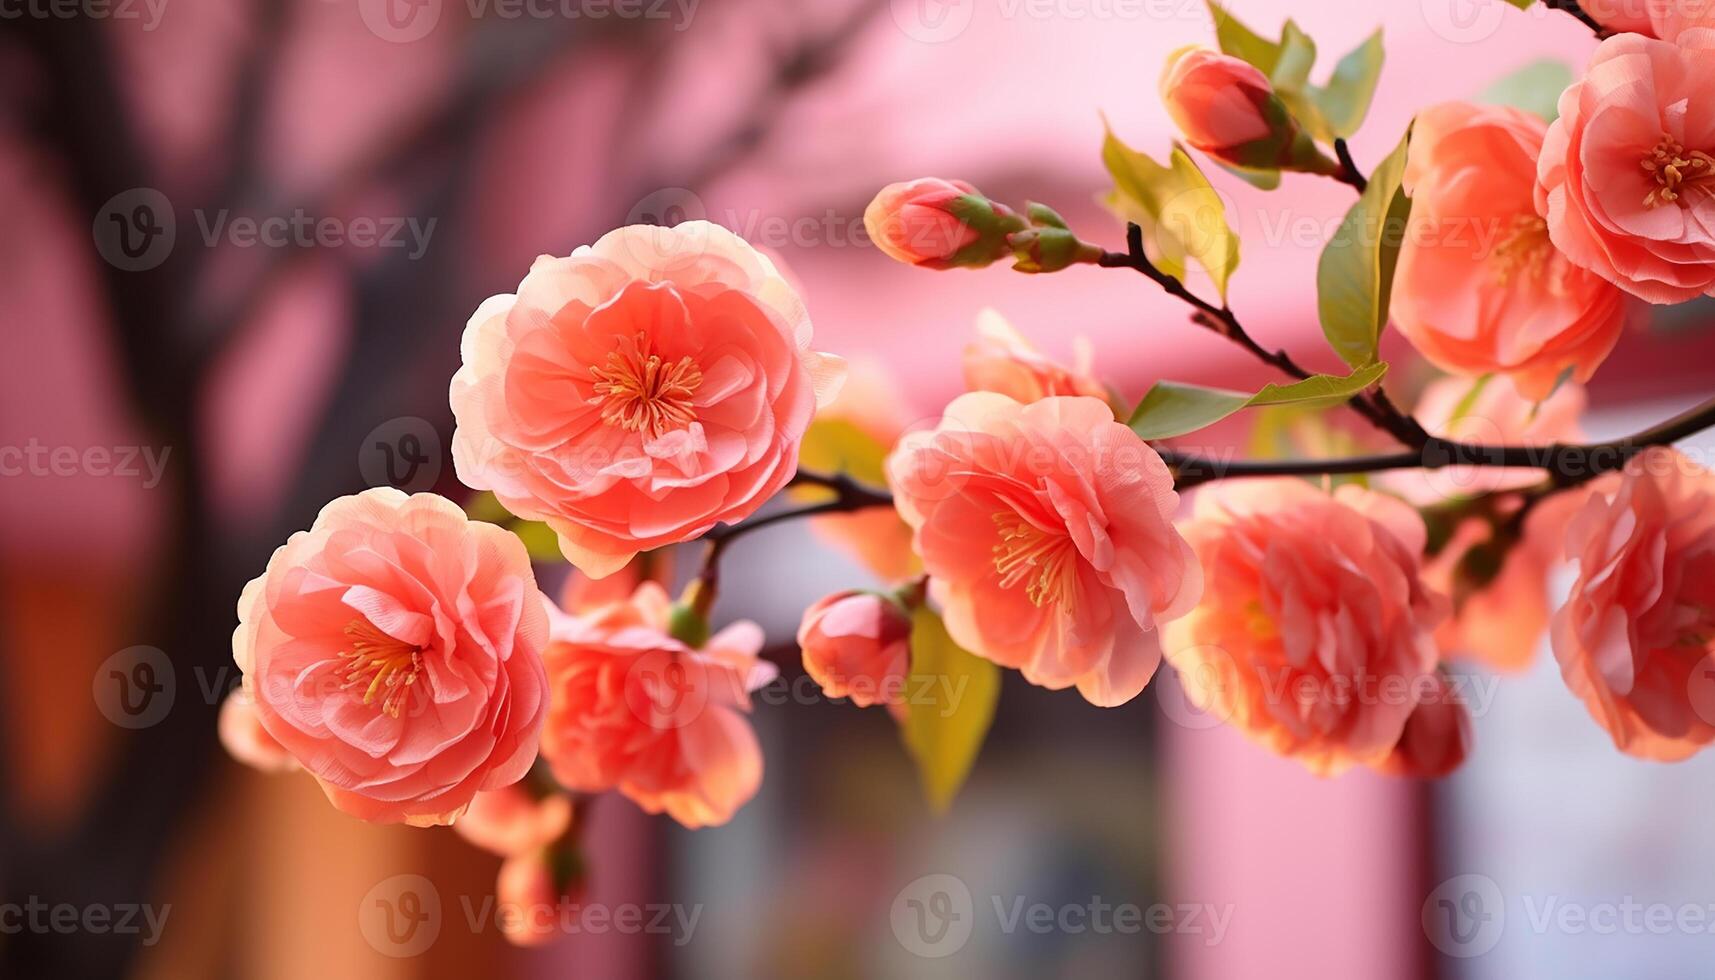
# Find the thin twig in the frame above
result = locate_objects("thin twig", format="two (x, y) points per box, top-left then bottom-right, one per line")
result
(1332, 138), (1367, 192)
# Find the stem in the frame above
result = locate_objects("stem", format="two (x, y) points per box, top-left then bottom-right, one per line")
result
(1332, 138), (1368, 192)
(1100, 223), (1430, 448)
(692, 469), (895, 613)
(1543, 0), (1609, 37)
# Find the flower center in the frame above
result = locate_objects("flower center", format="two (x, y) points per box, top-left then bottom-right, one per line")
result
(339, 618), (422, 718)
(590, 334), (703, 440)
(1642, 134), (1715, 208)
(992, 512), (1078, 608)
(1490, 213), (1551, 286)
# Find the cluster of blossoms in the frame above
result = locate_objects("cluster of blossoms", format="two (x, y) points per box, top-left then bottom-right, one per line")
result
(219, 1), (1715, 946)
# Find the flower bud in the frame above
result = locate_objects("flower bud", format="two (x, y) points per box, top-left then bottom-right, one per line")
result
(864, 178), (1026, 269)
(1159, 47), (1335, 175)
(497, 849), (566, 947)
(796, 590), (912, 707)
(218, 688), (298, 773)
(1008, 202), (1102, 274)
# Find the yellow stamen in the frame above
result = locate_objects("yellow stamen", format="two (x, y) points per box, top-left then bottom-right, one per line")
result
(589, 333), (703, 439)
(1490, 213), (1551, 287)
(1642, 134), (1715, 208)
(992, 512), (1078, 608)
(339, 619), (422, 718)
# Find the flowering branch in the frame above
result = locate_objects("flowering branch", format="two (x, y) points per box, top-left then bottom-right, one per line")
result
(1097, 222), (1432, 448)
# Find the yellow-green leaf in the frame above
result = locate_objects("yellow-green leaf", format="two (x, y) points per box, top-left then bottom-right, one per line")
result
(1314, 29), (1385, 138)
(511, 520), (563, 562)
(1102, 125), (1240, 300)
(1208, 0), (1283, 74)
(1128, 362), (1389, 440)
(901, 607), (1000, 814)
(1478, 58), (1573, 121)
(1317, 125), (1413, 368)
(794, 417), (889, 490)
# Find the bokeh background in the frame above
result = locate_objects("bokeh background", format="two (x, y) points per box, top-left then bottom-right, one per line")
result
(5, 0), (1715, 976)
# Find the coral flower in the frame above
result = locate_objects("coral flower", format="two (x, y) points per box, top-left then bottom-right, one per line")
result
(963, 309), (1116, 412)
(539, 584), (777, 828)
(1537, 31), (1715, 304)
(1584, 0), (1715, 38)
(1164, 480), (1449, 775)
(1395, 102), (1633, 399)
(797, 590), (913, 708)
(1376, 672), (1473, 779)
(1553, 447), (1715, 760)
(886, 393), (1202, 706)
(454, 784), (573, 857)
(450, 222), (844, 578)
(232, 489), (550, 825)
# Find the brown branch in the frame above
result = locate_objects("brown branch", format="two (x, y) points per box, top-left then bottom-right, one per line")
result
(1332, 138), (1368, 192)
(1165, 393), (1715, 489)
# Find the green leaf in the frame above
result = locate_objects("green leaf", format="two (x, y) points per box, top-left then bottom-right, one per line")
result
(1272, 20), (1318, 90)
(794, 417), (889, 489)
(1215, 160), (1283, 190)
(464, 490), (512, 523)
(511, 520), (564, 562)
(901, 607), (1000, 814)
(1314, 30), (1385, 138)
(1502, 0), (1535, 8)
(1128, 362), (1389, 440)
(1206, 5), (1384, 142)
(1102, 125), (1241, 300)
(1207, 0), (1282, 74)
(1477, 58), (1574, 122)
(1317, 124), (1413, 368)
